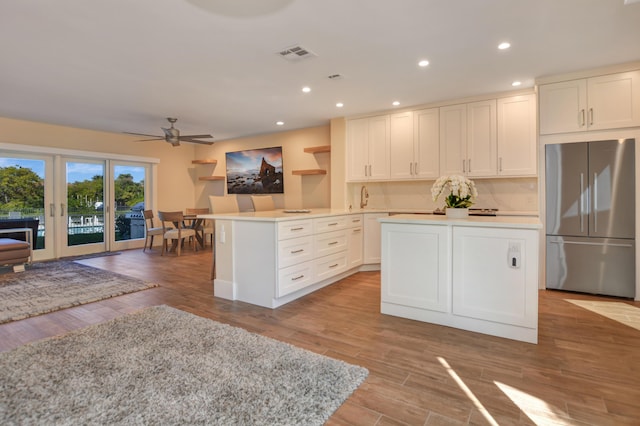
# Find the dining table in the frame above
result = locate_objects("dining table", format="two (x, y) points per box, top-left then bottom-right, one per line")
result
(182, 214), (205, 249)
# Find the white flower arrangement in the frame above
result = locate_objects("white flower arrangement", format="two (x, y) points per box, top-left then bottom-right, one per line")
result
(431, 175), (478, 208)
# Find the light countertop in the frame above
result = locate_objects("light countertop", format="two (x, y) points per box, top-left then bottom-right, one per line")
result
(380, 213), (542, 229)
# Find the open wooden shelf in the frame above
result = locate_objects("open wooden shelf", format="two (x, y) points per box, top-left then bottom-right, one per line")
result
(192, 159), (218, 165)
(303, 145), (331, 154)
(198, 176), (225, 181)
(292, 169), (327, 176)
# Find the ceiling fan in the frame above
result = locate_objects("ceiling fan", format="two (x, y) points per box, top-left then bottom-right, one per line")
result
(125, 117), (214, 146)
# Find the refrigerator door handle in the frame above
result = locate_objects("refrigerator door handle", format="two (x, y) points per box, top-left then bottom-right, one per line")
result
(593, 172), (598, 233)
(549, 240), (633, 249)
(579, 173), (585, 233)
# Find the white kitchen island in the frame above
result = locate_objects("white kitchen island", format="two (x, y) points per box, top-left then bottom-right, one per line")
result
(379, 214), (542, 343)
(199, 209), (381, 309)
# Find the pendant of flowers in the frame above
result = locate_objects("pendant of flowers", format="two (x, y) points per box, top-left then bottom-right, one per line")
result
(431, 175), (478, 209)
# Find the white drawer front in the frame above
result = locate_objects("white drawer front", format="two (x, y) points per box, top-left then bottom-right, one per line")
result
(277, 261), (315, 297)
(278, 236), (314, 268)
(278, 219), (313, 240)
(348, 214), (363, 228)
(313, 215), (348, 233)
(315, 252), (348, 282)
(314, 229), (348, 258)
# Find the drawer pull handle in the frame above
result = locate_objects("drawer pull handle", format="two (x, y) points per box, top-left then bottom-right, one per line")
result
(352, 229), (362, 233)
(328, 241), (338, 245)
(352, 219), (361, 223)
(291, 227), (304, 231)
(328, 222), (338, 226)
(329, 263), (339, 268)
(290, 249), (304, 254)
(292, 275), (305, 281)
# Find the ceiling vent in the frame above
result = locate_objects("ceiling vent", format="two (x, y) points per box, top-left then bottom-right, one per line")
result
(277, 45), (317, 62)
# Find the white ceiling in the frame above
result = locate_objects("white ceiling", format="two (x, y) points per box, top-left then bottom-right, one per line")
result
(1, 0), (640, 143)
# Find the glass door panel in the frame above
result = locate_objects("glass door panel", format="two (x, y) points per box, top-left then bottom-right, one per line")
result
(0, 155), (54, 260)
(111, 163), (147, 250)
(62, 160), (107, 256)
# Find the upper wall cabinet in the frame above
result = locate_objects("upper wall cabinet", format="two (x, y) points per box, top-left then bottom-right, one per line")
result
(440, 100), (497, 178)
(539, 70), (640, 134)
(497, 94), (537, 176)
(389, 109), (440, 180)
(346, 115), (390, 182)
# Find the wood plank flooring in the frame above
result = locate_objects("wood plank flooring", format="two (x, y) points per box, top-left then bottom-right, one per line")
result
(1, 247), (639, 425)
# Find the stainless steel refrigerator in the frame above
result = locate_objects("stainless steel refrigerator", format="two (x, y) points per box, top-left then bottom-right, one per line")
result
(546, 139), (636, 298)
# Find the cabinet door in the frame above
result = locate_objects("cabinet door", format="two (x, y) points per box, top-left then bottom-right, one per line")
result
(381, 223), (449, 312)
(363, 212), (387, 264)
(497, 94), (537, 176)
(539, 79), (588, 134)
(346, 117), (369, 181)
(347, 226), (363, 268)
(588, 71), (640, 131)
(439, 104), (466, 175)
(389, 111), (415, 180)
(368, 115), (390, 180)
(466, 99), (497, 177)
(452, 227), (538, 328)
(413, 108), (440, 179)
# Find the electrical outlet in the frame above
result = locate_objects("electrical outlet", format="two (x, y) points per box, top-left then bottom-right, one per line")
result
(507, 242), (521, 269)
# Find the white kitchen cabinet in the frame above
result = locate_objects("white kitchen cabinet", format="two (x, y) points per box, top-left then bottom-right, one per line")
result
(346, 115), (390, 181)
(497, 94), (537, 176)
(539, 70), (640, 134)
(363, 212), (388, 264)
(440, 100), (496, 177)
(381, 223), (449, 312)
(347, 215), (363, 268)
(452, 226), (538, 329)
(389, 108), (439, 180)
(379, 215), (541, 343)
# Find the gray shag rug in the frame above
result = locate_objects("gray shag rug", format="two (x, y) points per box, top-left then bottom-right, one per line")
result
(0, 261), (158, 324)
(0, 305), (369, 425)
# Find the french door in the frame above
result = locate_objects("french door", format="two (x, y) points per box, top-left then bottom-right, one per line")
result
(0, 148), (154, 260)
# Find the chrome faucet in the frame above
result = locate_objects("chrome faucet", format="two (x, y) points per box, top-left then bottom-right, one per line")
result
(360, 185), (369, 209)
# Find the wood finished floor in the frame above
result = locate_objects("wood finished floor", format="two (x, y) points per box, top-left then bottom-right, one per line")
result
(1, 247), (639, 425)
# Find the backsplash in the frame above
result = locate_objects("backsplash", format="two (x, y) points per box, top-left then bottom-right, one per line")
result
(347, 177), (539, 212)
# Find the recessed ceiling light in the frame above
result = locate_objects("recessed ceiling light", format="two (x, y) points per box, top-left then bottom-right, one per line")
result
(336, 102), (344, 108)
(276, 121), (284, 126)
(392, 101), (400, 106)
(418, 59), (430, 67)
(302, 86), (311, 93)
(498, 42), (511, 50)
(512, 81), (522, 87)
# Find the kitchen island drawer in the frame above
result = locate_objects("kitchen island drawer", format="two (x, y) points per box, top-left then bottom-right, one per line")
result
(315, 251), (348, 282)
(277, 261), (315, 297)
(313, 215), (349, 233)
(278, 235), (314, 268)
(314, 229), (348, 258)
(278, 219), (313, 240)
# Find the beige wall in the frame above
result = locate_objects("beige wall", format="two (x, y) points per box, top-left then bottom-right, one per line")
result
(1, 117), (333, 212)
(0, 116), (197, 211)
(193, 125), (331, 211)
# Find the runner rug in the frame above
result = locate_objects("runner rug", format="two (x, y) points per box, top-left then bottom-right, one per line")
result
(0, 261), (158, 324)
(0, 305), (368, 425)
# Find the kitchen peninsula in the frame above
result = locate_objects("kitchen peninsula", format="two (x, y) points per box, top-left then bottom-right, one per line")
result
(380, 214), (542, 343)
(200, 209), (377, 309)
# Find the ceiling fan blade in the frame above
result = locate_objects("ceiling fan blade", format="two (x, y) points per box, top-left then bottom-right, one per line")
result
(180, 138), (215, 145)
(123, 131), (163, 138)
(135, 138), (165, 142)
(180, 134), (213, 139)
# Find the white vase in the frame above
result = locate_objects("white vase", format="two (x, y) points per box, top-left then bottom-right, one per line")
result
(445, 207), (469, 219)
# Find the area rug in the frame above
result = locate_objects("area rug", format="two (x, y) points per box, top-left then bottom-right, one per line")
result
(0, 261), (158, 324)
(0, 305), (368, 425)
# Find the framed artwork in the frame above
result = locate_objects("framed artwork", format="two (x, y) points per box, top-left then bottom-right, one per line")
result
(226, 146), (284, 194)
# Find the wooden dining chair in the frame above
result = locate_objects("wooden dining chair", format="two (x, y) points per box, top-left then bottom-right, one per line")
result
(157, 211), (197, 256)
(143, 210), (170, 252)
(185, 207), (213, 246)
(208, 195), (240, 279)
(250, 195), (275, 211)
